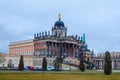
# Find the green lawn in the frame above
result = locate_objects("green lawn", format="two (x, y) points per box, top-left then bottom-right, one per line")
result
(0, 71), (120, 80)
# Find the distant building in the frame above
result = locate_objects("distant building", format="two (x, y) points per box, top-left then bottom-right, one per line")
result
(94, 52), (120, 70)
(0, 54), (33, 68)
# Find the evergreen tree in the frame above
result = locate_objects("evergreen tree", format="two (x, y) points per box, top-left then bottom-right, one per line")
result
(79, 58), (85, 72)
(42, 57), (47, 71)
(104, 51), (112, 75)
(18, 55), (24, 71)
(58, 57), (62, 70)
(54, 57), (59, 71)
(54, 57), (63, 71)
(79, 51), (85, 72)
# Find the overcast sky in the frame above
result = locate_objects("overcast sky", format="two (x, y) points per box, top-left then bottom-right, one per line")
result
(0, 0), (120, 54)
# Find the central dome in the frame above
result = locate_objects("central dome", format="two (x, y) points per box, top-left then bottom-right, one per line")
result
(54, 19), (65, 27)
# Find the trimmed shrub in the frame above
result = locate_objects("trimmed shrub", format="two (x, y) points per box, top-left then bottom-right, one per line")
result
(54, 57), (62, 71)
(42, 57), (47, 71)
(79, 52), (85, 72)
(18, 55), (24, 71)
(79, 58), (85, 72)
(104, 51), (112, 75)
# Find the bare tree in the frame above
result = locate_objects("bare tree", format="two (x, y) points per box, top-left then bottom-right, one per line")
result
(0, 53), (6, 64)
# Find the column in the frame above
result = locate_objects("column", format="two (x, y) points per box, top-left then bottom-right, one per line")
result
(56, 43), (59, 56)
(98, 60), (100, 69)
(96, 60), (98, 69)
(68, 43), (70, 56)
(116, 60), (118, 69)
(112, 60), (113, 69)
(47, 42), (50, 56)
(55, 42), (57, 56)
(72, 44), (74, 57)
(64, 43), (67, 57)
(94, 60), (97, 69)
(51, 42), (53, 56)
(55, 43), (57, 56)
(115, 60), (117, 69)
(66, 43), (68, 56)
(102, 60), (104, 69)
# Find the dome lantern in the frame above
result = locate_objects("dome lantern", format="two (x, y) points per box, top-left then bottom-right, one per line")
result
(54, 14), (65, 28)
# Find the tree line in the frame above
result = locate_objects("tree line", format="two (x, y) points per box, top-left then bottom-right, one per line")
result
(17, 51), (112, 75)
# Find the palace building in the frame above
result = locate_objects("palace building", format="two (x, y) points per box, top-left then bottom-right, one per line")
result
(34, 14), (85, 58)
(8, 14), (93, 67)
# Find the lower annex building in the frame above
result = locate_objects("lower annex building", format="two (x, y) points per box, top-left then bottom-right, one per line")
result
(94, 52), (120, 70)
(1, 14), (93, 68)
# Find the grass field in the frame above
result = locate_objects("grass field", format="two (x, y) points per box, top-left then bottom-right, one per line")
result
(0, 71), (120, 80)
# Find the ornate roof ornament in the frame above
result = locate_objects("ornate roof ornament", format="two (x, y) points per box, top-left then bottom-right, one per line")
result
(58, 13), (61, 20)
